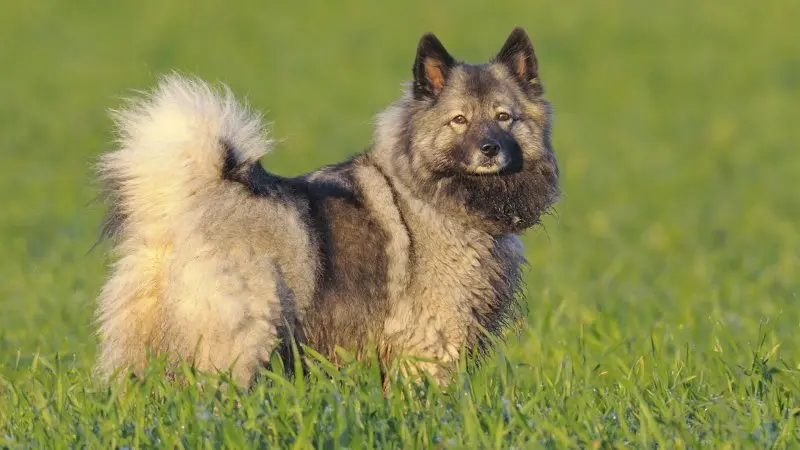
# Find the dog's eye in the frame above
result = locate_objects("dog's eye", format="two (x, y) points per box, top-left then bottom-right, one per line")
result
(496, 112), (511, 122)
(451, 115), (468, 125)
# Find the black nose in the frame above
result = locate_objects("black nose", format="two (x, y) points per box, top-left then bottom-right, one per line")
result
(480, 141), (500, 157)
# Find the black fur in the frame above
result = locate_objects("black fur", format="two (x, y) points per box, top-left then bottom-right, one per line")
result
(221, 139), (292, 197)
(434, 157), (558, 235)
(494, 27), (542, 96)
(295, 161), (392, 364)
(412, 33), (457, 100)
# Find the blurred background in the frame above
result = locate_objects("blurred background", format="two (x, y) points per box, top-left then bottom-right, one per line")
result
(1, 0), (797, 374)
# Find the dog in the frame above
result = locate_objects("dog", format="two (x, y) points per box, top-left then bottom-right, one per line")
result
(94, 27), (560, 388)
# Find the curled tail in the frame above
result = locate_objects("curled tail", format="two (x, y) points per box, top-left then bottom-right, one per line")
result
(98, 73), (273, 245)
(94, 74), (286, 384)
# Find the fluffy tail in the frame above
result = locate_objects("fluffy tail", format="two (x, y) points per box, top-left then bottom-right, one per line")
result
(94, 74), (283, 383)
(98, 73), (273, 244)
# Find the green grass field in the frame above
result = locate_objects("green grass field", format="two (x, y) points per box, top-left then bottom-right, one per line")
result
(1, 0), (798, 447)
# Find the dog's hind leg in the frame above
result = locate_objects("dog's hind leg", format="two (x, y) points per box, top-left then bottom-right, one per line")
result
(94, 74), (312, 386)
(95, 236), (286, 387)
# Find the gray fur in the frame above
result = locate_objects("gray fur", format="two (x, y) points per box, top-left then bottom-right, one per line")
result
(94, 27), (560, 388)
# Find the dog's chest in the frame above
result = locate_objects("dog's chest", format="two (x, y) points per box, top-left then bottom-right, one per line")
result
(410, 221), (497, 309)
(382, 206), (508, 360)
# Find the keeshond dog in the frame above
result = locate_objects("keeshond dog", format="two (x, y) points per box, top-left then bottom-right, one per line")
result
(94, 27), (560, 388)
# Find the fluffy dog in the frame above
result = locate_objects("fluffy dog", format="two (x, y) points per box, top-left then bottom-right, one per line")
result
(94, 27), (560, 387)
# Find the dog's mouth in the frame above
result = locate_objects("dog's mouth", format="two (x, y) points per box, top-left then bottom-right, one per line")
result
(460, 148), (525, 177)
(431, 158), (524, 181)
(463, 159), (523, 177)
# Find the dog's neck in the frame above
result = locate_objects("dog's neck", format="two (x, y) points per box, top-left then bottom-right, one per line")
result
(365, 151), (495, 258)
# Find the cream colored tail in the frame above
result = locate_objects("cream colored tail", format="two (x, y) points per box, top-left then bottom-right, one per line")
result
(98, 73), (273, 244)
(93, 74), (280, 382)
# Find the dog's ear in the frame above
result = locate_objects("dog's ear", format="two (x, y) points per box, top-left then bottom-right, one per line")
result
(495, 27), (541, 95)
(412, 32), (456, 100)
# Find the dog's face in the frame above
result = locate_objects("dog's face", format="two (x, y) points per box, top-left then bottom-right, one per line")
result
(382, 28), (560, 235)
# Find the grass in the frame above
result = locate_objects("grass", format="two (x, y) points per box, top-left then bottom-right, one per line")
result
(1, 0), (798, 447)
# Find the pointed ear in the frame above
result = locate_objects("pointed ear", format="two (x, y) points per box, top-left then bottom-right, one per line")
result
(412, 32), (456, 100)
(495, 27), (541, 93)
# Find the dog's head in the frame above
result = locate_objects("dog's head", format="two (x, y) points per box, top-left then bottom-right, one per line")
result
(375, 27), (560, 235)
